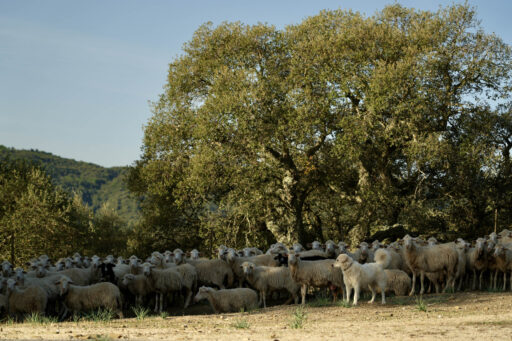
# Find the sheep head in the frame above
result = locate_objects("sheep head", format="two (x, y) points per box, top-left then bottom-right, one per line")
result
(194, 286), (214, 303)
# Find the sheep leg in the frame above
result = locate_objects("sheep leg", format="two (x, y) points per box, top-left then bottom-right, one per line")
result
(480, 270), (485, 290)
(345, 284), (352, 304)
(262, 290), (267, 308)
(503, 271), (507, 291)
(472, 270), (476, 290)
(300, 284), (307, 305)
(381, 286), (386, 304)
(159, 293), (164, 313)
(184, 289), (192, 309)
(409, 271), (416, 296)
(154, 293), (159, 313)
(419, 272), (425, 295)
(369, 285), (376, 304)
(353, 285), (360, 306)
(493, 270), (498, 290)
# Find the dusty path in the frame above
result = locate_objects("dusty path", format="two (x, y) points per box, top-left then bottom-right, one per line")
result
(1, 292), (512, 340)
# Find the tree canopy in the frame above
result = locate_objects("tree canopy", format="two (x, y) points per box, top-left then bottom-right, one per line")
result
(129, 4), (512, 253)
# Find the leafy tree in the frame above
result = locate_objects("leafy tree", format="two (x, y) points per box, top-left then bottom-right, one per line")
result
(131, 4), (512, 248)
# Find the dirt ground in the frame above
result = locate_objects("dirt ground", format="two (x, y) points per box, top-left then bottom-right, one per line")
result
(1, 291), (512, 340)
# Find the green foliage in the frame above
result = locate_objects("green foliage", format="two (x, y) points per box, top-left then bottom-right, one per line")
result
(131, 3), (512, 252)
(0, 156), (132, 265)
(83, 308), (115, 322)
(0, 145), (139, 225)
(290, 306), (307, 329)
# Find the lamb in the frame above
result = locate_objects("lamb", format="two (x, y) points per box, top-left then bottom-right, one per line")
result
(402, 235), (458, 295)
(6, 278), (48, 318)
(193, 286), (258, 313)
(55, 276), (123, 319)
(332, 249), (390, 305)
(141, 262), (182, 313)
(122, 274), (154, 306)
(241, 261), (299, 308)
(287, 253), (344, 305)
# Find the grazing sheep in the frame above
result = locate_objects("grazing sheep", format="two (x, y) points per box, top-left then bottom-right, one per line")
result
(241, 261), (299, 307)
(6, 278), (48, 318)
(287, 253), (344, 305)
(333, 249), (390, 305)
(55, 276), (123, 319)
(403, 235), (458, 295)
(141, 262), (182, 313)
(122, 274), (153, 306)
(193, 286), (258, 313)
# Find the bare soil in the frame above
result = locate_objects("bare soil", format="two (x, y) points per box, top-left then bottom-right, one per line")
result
(1, 291), (512, 340)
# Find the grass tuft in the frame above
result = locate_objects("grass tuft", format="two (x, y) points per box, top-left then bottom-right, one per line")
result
(24, 312), (58, 324)
(290, 306), (307, 329)
(132, 305), (150, 320)
(416, 296), (427, 312)
(83, 308), (114, 322)
(231, 318), (250, 329)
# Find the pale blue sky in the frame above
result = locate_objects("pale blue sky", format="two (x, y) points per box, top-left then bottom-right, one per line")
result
(1, 0), (511, 167)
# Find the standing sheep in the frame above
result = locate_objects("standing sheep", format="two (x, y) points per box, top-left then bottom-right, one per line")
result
(122, 274), (154, 307)
(193, 286), (258, 313)
(6, 278), (47, 318)
(241, 261), (299, 308)
(403, 235), (458, 295)
(288, 253), (344, 305)
(141, 262), (182, 313)
(55, 276), (123, 319)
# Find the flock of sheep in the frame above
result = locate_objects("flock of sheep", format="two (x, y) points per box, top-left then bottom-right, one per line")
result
(1, 228), (512, 320)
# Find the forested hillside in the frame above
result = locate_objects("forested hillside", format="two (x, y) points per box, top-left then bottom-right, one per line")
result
(0, 145), (139, 224)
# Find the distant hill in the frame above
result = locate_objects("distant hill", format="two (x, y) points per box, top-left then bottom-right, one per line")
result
(0, 145), (139, 224)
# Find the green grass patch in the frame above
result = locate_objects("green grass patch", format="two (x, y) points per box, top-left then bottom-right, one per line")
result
(132, 305), (150, 320)
(290, 306), (307, 329)
(83, 308), (114, 322)
(231, 318), (250, 329)
(416, 296), (427, 312)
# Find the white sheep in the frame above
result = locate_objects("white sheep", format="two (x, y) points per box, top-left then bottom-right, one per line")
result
(186, 258), (234, 289)
(402, 235), (458, 295)
(141, 262), (182, 313)
(193, 286), (258, 313)
(55, 276), (123, 319)
(241, 261), (299, 308)
(382, 269), (411, 296)
(174, 263), (198, 308)
(1, 260), (13, 277)
(465, 238), (487, 290)
(226, 249), (279, 287)
(122, 273), (154, 306)
(492, 244), (512, 291)
(6, 278), (48, 318)
(287, 253), (344, 305)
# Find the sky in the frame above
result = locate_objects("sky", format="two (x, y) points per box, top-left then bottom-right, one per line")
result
(1, 0), (511, 167)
